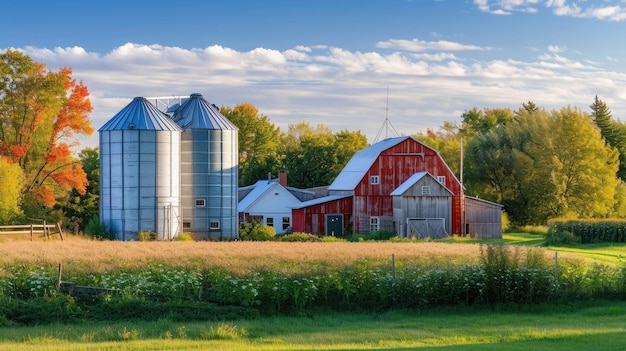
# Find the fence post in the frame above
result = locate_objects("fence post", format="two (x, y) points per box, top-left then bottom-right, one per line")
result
(30, 224), (33, 241)
(553, 251), (558, 283)
(57, 263), (63, 290)
(391, 254), (396, 287)
(56, 222), (64, 241)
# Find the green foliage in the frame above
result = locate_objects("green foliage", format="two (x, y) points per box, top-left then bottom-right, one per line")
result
(83, 215), (110, 240)
(175, 232), (195, 241)
(347, 230), (397, 242)
(220, 103), (282, 187)
(200, 323), (248, 340)
(238, 221), (275, 241)
(138, 230), (157, 242)
(549, 219), (626, 244)
(464, 106), (619, 225)
(282, 122), (369, 188)
(277, 232), (322, 242)
(0, 156), (24, 224)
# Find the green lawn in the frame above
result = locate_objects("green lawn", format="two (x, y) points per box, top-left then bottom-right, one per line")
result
(2, 301), (626, 350)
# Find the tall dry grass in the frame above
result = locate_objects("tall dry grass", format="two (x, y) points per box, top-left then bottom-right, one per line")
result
(0, 234), (563, 275)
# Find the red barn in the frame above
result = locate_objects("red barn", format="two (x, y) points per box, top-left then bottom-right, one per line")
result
(292, 136), (501, 238)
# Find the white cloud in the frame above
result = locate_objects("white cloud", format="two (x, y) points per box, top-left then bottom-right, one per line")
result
(548, 45), (567, 53)
(376, 38), (486, 52)
(11, 40), (626, 150)
(476, 0), (626, 21)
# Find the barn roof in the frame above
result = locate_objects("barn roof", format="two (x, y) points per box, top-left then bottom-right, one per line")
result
(329, 136), (411, 190)
(172, 93), (238, 130)
(390, 171), (453, 196)
(291, 194), (352, 209)
(99, 97), (181, 131)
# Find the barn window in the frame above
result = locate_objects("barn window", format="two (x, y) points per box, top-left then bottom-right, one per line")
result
(209, 221), (220, 230)
(422, 186), (431, 195)
(370, 217), (380, 231)
(282, 217), (290, 230)
(183, 222), (191, 229)
(266, 217), (274, 227)
(370, 175), (380, 184)
(195, 199), (206, 207)
(437, 176), (446, 185)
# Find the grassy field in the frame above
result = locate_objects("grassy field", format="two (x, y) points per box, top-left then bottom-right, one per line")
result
(2, 233), (626, 350)
(1, 301), (626, 350)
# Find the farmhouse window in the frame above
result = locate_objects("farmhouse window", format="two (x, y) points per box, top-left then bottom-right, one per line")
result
(266, 217), (274, 227)
(209, 221), (220, 230)
(437, 176), (446, 185)
(282, 217), (290, 230)
(370, 175), (380, 184)
(195, 198), (206, 207)
(370, 217), (380, 231)
(422, 186), (431, 195)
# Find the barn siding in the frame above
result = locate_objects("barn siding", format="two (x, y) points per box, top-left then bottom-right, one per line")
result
(352, 138), (463, 234)
(465, 196), (503, 239)
(292, 197), (353, 235)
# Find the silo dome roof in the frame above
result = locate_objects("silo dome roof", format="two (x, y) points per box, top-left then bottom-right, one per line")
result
(172, 93), (238, 130)
(99, 97), (182, 131)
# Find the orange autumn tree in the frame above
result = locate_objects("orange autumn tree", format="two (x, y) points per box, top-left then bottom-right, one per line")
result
(0, 50), (93, 218)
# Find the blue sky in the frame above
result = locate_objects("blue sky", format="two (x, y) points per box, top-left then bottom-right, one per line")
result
(2, 0), (626, 148)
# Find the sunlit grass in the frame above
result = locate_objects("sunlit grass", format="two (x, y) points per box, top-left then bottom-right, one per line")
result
(2, 301), (626, 350)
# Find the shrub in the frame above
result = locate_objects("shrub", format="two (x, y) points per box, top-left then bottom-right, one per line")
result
(138, 231), (157, 241)
(175, 232), (194, 241)
(278, 233), (321, 242)
(84, 215), (110, 240)
(347, 230), (397, 242)
(239, 221), (275, 241)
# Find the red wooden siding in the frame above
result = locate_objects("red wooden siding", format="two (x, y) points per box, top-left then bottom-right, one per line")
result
(353, 138), (464, 234)
(292, 197), (353, 235)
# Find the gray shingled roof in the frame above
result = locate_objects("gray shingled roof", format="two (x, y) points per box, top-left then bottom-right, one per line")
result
(98, 97), (181, 131)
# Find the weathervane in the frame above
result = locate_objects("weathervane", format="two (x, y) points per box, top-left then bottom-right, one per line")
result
(373, 86), (399, 143)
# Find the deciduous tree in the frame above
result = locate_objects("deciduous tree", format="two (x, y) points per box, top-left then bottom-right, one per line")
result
(0, 50), (93, 218)
(0, 156), (23, 224)
(220, 103), (281, 186)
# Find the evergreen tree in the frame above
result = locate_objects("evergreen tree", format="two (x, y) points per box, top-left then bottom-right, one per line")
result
(590, 95), (626, 180)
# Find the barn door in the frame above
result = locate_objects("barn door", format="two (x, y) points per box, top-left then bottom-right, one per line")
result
(326, 215), (343, 237)
(407, 218), (448, 239)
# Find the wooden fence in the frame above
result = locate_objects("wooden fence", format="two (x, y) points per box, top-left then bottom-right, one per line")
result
(0, 222), (64, 241)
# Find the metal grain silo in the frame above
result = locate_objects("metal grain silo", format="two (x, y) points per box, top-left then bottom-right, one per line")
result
(172, 93), (238, 240)
(99, 97), (182, 240)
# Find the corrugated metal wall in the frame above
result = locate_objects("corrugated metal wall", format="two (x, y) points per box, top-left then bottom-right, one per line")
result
(100, 129), (181, 240)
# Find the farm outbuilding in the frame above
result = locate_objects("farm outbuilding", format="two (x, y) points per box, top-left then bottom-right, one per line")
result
(99, 97), (182, 240)
(99, 94), (239, 241)
(292, 136), (503, 239)
(464, 196), (503, 239)
(390, 171), (453, 239)
(291, 195), (353, 236)
(238, 173), (314, 235)
(172, 93), (239, 240)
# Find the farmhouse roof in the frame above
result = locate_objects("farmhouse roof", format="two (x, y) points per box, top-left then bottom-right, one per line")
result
(291, 194), (353, 209)
(172, 93), (238, 130)
(99, 97), (182, 132)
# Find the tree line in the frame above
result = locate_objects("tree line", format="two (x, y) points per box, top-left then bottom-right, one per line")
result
(2, 51), (624, 232)
(415, 99), (626, 226)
